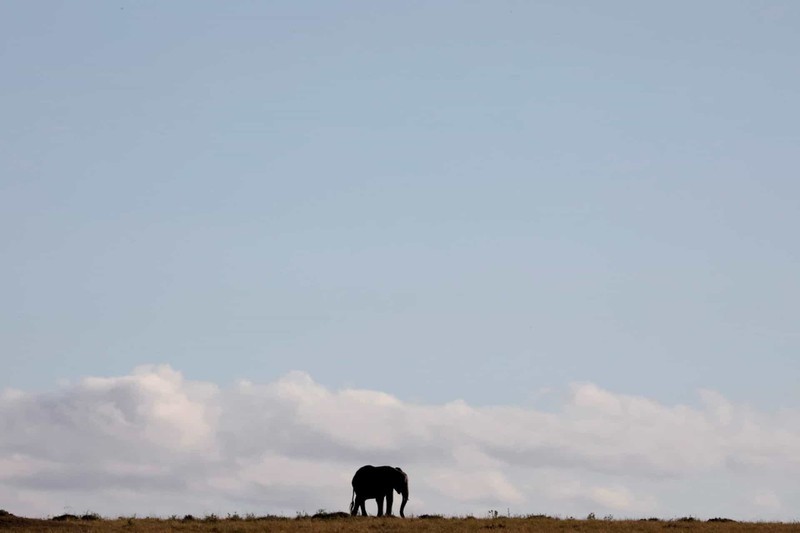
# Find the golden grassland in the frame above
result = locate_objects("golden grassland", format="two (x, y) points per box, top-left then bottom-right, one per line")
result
(1, 512), (798, 533)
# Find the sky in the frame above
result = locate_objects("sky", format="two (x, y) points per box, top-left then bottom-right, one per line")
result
(1, 0), (799, 521)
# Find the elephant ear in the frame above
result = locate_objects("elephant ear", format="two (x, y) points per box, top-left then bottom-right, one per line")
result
(395, 467), (409, 487)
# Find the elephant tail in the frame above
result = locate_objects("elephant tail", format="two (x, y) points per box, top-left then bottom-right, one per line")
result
(349, 489), (355, 515)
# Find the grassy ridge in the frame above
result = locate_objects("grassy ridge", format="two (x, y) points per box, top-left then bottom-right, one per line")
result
(2, 512), (799, 533)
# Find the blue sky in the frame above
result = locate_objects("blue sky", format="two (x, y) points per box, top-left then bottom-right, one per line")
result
(2, 1), (799, 520)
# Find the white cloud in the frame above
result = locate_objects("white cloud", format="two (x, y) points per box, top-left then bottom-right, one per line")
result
(753, 490), (781, 511)
(551, 480), (650, 514)
(427, 468), (523, 504)
(588, 486), (634, 511)
(0, 366), (798, 520)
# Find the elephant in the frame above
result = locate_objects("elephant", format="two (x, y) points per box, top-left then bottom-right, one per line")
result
(349, 465), (409, 517)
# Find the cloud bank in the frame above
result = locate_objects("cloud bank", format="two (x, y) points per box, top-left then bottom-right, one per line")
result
(1, 366), (798, 520)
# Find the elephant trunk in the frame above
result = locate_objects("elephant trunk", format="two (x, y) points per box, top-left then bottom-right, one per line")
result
(399, 488), (408, 518)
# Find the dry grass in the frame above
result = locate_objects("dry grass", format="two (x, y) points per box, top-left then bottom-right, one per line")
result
(1, 512), (798, 533)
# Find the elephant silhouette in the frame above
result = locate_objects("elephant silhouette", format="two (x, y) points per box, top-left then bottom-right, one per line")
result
(349, 465), (409, 517)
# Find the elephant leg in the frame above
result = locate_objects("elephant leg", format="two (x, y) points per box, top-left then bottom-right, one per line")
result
(376, 496), (385, 517)
(386, 491), (394, 516)
(352, 496), (366, 516)
(359, 499), (367, 516)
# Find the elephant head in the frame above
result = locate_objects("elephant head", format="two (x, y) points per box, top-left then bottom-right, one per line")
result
(350, 465), (409, 518)
(393, 467), (409, 517)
